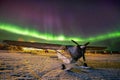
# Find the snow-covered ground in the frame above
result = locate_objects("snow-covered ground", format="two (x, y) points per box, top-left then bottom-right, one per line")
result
(0, 50), (120, 80)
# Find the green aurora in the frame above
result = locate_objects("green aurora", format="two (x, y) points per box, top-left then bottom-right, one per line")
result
(0, 23), (120, 42)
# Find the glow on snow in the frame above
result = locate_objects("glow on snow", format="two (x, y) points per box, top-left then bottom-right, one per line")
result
(0, 23), (120, 42)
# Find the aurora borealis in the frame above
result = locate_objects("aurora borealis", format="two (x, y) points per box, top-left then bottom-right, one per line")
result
(0, 23), (120, 42)
(0, 0), (120, 51)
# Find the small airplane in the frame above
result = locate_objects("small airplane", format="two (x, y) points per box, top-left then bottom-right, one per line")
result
(56, 40), (90, 70)
(4, 40), (103, 71)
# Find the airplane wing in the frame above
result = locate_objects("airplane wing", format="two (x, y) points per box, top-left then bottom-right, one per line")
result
(3, 40), (107, 50)
(3, 40), (63, 50)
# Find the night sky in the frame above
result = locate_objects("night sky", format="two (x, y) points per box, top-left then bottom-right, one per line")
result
(0, 0), (120, 51)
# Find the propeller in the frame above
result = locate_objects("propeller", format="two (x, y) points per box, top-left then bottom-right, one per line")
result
(71, 40), (89, 47)
(71, 40), (80, 46)
(71, 40), (90, 67)
(84, 42), (90, 46)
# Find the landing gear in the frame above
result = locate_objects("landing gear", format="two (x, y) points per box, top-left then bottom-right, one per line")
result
(83, 63), (88, 67)
(61, 64), (66, 70)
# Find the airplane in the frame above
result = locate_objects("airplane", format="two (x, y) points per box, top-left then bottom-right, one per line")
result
(3, 40), (91, 70)
(56, 40), (90, 70)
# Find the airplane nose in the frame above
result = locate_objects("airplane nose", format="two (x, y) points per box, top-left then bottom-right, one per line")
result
(80, 46), (85, 49)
